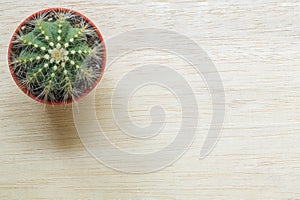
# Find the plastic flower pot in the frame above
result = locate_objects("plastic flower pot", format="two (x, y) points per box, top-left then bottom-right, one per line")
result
(8, 8), (106, 105)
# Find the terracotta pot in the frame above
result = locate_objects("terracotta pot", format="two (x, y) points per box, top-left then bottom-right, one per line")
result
(8, 8), (106, 105)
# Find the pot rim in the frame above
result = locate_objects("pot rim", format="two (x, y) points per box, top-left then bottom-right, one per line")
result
(8, 7), (106, 106)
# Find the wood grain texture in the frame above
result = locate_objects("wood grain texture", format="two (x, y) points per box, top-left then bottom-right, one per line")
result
(0, 0), (300, 199)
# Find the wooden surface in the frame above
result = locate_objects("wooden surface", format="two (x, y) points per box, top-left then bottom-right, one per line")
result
(1, 0), (300, 199)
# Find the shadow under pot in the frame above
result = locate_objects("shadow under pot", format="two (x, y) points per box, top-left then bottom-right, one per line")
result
(8, 8), (106, 105)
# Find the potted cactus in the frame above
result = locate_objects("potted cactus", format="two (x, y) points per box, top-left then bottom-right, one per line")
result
(8, 8), (106, 105)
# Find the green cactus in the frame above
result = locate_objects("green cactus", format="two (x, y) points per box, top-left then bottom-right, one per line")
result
(10, 10), (104, 104)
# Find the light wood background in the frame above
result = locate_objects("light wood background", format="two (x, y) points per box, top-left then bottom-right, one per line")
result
(1, 0), (300, 199)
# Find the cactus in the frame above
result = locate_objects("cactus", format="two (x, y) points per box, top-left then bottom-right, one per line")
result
(10, 9), (104, 104)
